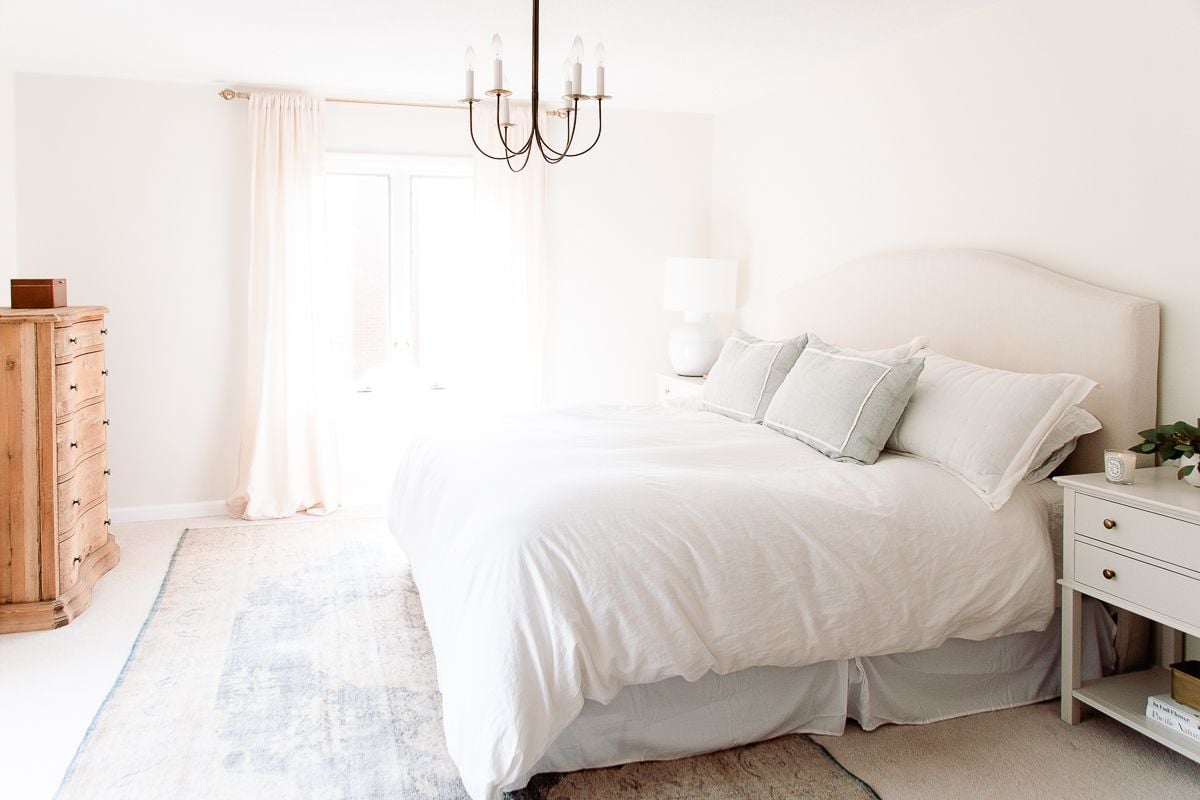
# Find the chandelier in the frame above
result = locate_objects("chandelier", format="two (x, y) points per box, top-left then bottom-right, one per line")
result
(461, 0), (609, 172)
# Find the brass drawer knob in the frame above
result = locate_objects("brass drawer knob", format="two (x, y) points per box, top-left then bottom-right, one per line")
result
(103, 418), (110, 426)
(101, 369), (108, 376)
(100, 328), (107, 335)
(68, 337), (77, 344)
(1102, 568), (1116, 580)
(104, 518), (111, 527)
(72, 498), (80, 506)
(69, 383), (78, 391)
(103, 469), (111, 476)
(73, 555), (81, 565)
(69, 441), (78, 449)
(1102, 519), (1117, 529)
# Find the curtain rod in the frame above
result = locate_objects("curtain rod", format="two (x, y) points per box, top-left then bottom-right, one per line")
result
(217, 88), (464, 111)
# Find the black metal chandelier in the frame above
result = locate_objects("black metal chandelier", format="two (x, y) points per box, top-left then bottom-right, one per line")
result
(461, 0), (609, 172)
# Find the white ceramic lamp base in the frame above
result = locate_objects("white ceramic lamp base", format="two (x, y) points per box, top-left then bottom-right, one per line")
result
(668, 314), (722, 377)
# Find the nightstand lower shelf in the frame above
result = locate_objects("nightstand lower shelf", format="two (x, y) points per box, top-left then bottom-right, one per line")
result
(1074, 667), (1200, 763)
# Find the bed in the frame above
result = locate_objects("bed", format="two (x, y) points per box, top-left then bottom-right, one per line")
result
(388, 250), (1160, 800)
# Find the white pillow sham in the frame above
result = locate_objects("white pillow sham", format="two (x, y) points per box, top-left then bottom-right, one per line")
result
(887, 352), (1097, 510)
(1022, 406), (1101, 484)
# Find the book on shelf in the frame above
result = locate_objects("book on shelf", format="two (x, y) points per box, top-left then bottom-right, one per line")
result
(1146, 694), (1200, 744)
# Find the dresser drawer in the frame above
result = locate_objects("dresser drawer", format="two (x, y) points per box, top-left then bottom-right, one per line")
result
(56, 401), (106, 477)
(57, 453), (108, 534)
(54, 319), (105, 361)
(58, 530), (84, 592)
(1074, 540), (1200, 630)
(1075, 493), (1200, 573)
(55, 350), (106, 417)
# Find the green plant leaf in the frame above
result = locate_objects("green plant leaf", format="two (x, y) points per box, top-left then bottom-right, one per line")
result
(1178, 463), (1195, 479)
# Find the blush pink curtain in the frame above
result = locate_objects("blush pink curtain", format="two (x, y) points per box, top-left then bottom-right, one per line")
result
(227, 92), (341, 520)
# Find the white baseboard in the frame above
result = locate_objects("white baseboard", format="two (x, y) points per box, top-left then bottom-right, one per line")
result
(108, 501), (229, 524)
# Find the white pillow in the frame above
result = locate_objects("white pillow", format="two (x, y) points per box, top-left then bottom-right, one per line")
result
(1023, 406), (1102, 484)
(887, 352), (1097, 510)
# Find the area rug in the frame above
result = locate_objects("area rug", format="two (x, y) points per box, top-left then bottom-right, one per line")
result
(57, 520), (876, 800)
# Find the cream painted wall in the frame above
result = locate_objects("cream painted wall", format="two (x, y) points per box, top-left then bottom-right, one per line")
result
(545, 110), (713, 405)
(14, 73), (712, 511)
(712, 0), (1200, 427)
(15, 74), (249, 515)
(0, 65), (16, 283)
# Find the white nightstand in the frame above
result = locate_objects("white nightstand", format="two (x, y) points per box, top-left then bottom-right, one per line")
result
(656, 373), (705, 405)
(1056, 466), (1200, 764)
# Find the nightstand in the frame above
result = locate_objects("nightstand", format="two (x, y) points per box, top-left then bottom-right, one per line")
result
(1056, 466), (1200, 764)
(656, 373), (705, 405)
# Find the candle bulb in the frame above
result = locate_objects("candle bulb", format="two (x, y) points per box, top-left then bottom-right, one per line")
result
(570, 34), (584, 95)
(491, 34), (503, 91)
(594, 42), (606, 96)
(464, 47), (476, 99)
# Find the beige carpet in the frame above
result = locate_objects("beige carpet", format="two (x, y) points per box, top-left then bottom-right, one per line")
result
(815, 702), (1200, 799)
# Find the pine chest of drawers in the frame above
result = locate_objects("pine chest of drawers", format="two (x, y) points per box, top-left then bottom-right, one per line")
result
(0, 306), (118, 632)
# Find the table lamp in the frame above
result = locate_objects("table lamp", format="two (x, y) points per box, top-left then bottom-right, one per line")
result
(663, 257), (737, 377)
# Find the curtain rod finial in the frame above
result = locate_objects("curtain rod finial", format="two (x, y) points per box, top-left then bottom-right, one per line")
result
(219, 88), (239, 101)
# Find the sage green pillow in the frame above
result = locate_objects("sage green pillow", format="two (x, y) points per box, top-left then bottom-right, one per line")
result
(700, 331), (808, 423)
(763, 336), (924, 464)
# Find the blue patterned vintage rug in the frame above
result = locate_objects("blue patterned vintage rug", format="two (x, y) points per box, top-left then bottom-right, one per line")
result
(57, 520), (875, 799)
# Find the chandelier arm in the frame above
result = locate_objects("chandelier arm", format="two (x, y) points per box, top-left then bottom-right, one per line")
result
(534, 99), (580, 158)
(503, 127), (535, 172)
(494, 97), (535, 156)
(468, 101), (518, 161)
(562, 98), (604, 158)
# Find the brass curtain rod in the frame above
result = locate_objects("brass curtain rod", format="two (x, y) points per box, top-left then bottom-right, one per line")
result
(218, 88), (464, 111)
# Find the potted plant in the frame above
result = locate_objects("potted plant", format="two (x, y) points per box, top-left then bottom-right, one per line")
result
(1130, 419), (1200, 487)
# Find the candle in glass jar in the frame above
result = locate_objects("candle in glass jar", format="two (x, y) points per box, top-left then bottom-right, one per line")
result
(1104, 449), (1136, 484)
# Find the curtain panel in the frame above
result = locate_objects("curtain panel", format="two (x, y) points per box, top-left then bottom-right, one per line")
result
(227, 92), (341, 520)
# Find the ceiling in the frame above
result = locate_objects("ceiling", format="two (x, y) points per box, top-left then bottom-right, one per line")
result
(0, 0), (992, 112)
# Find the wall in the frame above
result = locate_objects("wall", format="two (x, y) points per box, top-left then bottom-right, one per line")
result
(14, 74), (712, 513)
(545, 110), (713, 405)
(15, 74), (249, 518)
(0, 65), (16, 282)
(711, 0), (1200, 426)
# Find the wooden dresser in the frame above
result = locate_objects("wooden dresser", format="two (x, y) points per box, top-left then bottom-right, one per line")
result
(0, 306), (118, 632)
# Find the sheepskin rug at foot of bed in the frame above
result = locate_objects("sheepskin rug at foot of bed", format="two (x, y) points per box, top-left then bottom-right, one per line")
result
(56, 519), (875, 800)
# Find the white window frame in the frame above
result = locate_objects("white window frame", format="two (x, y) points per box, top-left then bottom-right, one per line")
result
(325, 152), (473, 389)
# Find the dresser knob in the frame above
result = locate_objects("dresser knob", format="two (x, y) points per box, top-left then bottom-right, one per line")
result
(72, 498), (80, 506)
(1102, 519), (1117, 530)
(69, 441), (78, 448)
(101, 369), (108, 376)
(103, 469), (111, 476)
(73, 555), (81, 565)
(104, 518), (111, 527)
(68, 337), (77, 344)
(101, 328), (107, 335)
(103, 418), (110, 426)
(1102, 568), (1116, 580)
(69, 383), (78, 391)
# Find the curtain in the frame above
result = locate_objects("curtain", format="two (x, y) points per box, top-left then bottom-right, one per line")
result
(227, 93), (341, 520)
(468, 103), (550, 409)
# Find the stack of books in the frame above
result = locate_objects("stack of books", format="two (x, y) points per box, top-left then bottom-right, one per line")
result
(1146, 694), (1200, 744)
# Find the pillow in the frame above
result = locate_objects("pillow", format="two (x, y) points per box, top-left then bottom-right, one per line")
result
(701, 331), (807, 422)
(763, 336), (924, 464)
(1023, 406), (1102, 484)
(887, 352), (1097, 509)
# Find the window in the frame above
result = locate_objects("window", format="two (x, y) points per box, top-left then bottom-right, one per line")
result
(325, 153), (474, 391)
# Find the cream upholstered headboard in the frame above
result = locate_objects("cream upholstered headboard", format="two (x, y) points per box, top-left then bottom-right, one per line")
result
(774, 250), (1160, 475)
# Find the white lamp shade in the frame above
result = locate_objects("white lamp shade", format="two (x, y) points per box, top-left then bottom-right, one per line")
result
(663, 257), (737, 313)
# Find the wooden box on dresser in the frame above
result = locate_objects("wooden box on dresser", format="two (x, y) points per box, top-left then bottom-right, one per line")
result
(0, 306), (118, 633)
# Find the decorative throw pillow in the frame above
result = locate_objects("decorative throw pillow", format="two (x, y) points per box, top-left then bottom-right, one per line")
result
(887, 352), (1097, 509)
(700, 331), (807, 423)
(762, 336), (925, 464)
(1023, 406), (1102, 484)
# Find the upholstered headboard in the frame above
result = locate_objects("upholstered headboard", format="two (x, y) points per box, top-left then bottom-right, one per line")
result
(774, 250), (1160, 475)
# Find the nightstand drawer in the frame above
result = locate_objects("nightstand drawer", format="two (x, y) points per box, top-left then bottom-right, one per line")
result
(1074, 540), (1200, 629)
(1075, 493), (1200, 573)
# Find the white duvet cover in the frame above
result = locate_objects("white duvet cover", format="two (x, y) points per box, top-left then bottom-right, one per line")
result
(389, 406), (1056, 799)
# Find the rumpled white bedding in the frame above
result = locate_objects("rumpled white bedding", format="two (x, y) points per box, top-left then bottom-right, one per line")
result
(389, 406), (1056, 800)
